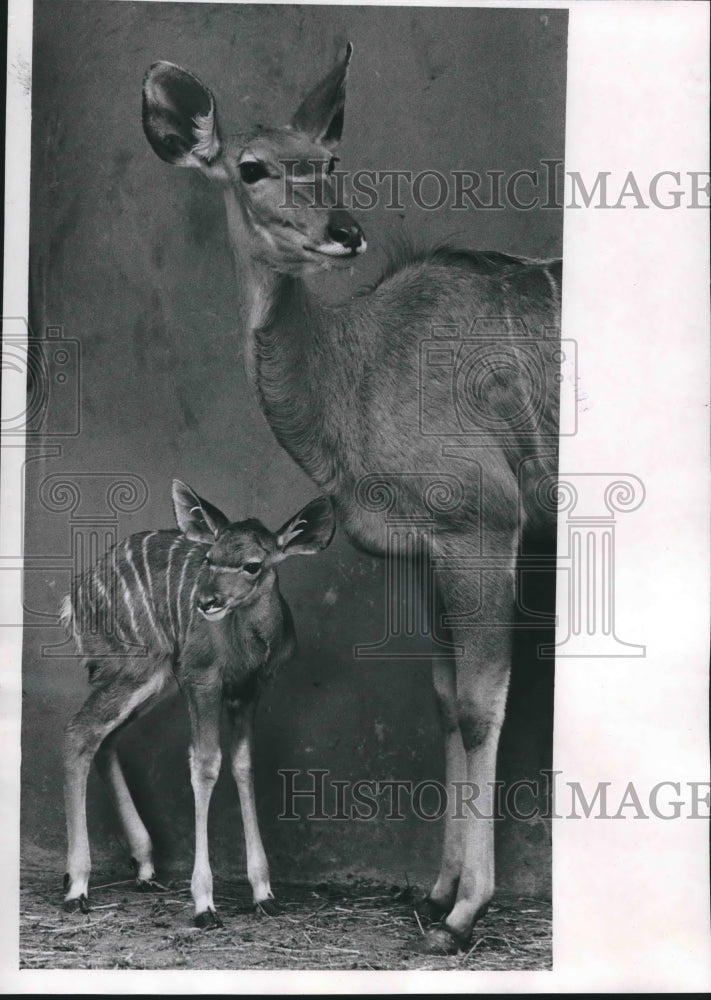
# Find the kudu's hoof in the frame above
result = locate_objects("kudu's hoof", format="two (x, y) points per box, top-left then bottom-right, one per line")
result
(63, 894), (90, 915)
(415, 895), (450, 924)
(194, 907), (224, 930)
(254, 898), (281, 917)
(421, 924), (469, 955)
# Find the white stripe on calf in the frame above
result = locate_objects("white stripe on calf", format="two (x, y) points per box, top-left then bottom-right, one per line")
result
(185, 574), (202, 640)
(142, 533), (157, 604)
(59, 594), (73, 631)
(166, 536), (182, 644)
(119, 564), (140, 644)
(93, 573), (111, 637)
(142, 532), (171, 647)
(176, 549), (193, 641)
(74, 580), (87, 638)
(95, 572), (131, 644)
(125, 538), (164, 648)
(60, 593), (85, 656)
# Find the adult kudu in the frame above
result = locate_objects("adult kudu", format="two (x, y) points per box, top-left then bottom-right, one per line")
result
(142, 44), (561, 953)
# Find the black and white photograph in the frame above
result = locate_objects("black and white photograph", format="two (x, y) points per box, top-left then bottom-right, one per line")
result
(1, 0), (709, 991)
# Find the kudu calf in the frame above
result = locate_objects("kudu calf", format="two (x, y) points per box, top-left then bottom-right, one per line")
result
(142, 45), (561, 952)
(62, 480), (335, 928)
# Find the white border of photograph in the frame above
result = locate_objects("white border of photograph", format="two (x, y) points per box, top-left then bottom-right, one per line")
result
(1, 0), (709, 992)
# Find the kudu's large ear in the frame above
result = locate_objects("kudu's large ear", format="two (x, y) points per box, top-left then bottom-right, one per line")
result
(291, 42), (352, 148)
(172, 480), (230, 544)
(142, 61), (223, 170)
(274, 496), (336, 560)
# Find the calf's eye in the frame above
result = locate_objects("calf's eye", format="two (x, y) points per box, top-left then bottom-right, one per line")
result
(243, 561), (262, 575)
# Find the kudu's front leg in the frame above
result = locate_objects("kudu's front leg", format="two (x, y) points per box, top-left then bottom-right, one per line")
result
(425, 546), (515, 954)
(185, 682), (223, 929)
(227, 698), (278, 915)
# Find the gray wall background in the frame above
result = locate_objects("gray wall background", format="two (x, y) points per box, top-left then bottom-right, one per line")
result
(22, 1), (567, 895)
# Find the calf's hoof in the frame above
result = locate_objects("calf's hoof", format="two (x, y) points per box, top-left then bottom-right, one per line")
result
(421, 924), (469, 955)
(254, 897), (281, 917)
(63, 894), (90, 915)
(194, 907), (223, 930)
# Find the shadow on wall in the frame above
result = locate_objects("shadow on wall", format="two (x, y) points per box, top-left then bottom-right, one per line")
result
(22, 1), (566, 893)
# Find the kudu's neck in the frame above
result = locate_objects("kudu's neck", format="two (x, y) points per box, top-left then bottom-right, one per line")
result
(223, 190), (353, 491)
(223, 190), (285, 375)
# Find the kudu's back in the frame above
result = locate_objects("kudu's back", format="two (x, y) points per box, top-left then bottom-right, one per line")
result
(290, 250), (562, 546)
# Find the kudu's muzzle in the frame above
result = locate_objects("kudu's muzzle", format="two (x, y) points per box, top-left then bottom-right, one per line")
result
(327, 209), (365, 254)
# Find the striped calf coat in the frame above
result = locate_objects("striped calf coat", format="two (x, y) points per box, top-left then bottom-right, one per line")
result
(61, 480), (335, 928)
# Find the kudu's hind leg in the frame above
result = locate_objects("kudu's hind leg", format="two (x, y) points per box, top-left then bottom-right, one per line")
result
(417, 654), (466, 922)
(94, 732), (160, 890)
(63, 672), (164, 911)
(424, 545), (515, 954)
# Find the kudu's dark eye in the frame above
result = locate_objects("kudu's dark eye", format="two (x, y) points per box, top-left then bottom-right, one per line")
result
(239, 160), (269, 184)
(243, 561), (263, 576)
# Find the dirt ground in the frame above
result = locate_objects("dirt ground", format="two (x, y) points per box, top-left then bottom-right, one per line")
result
(19, 863), (551, 971)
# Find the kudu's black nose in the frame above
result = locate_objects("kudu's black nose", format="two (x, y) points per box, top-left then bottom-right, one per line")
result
(327, 212), (364, 252)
